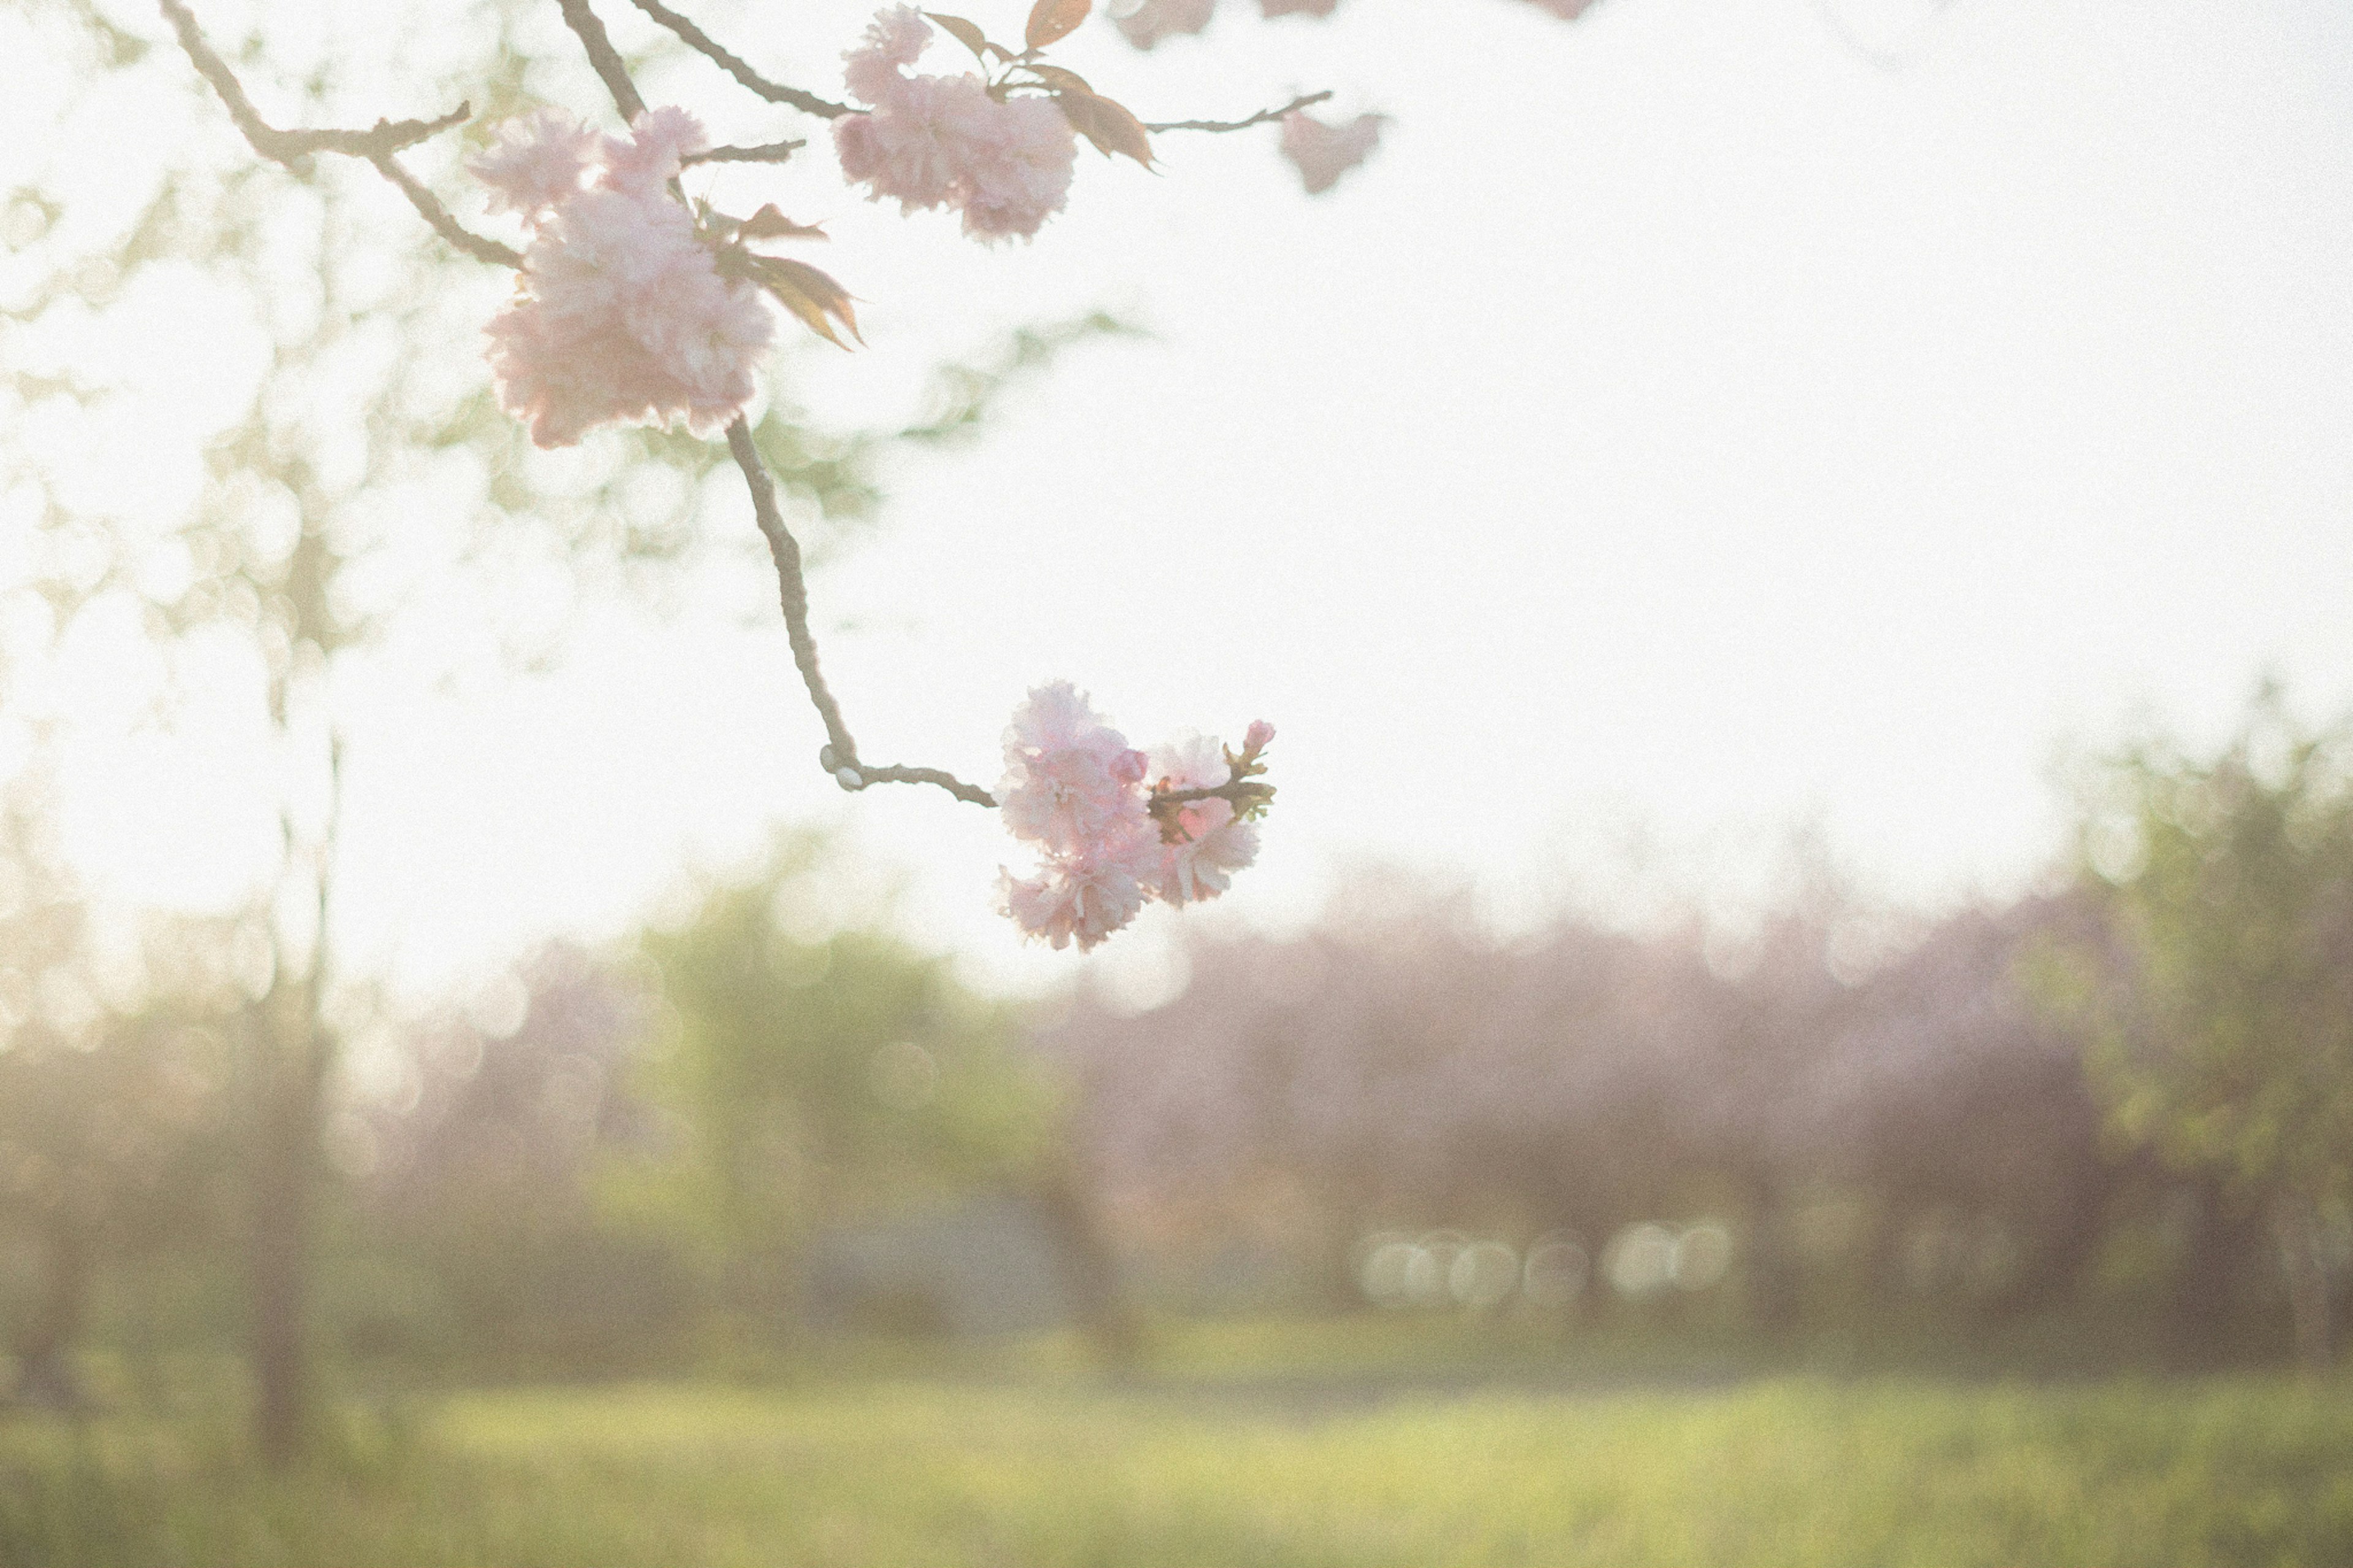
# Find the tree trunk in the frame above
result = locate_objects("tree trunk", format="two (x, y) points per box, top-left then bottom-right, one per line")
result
(1737, 1167), (1801, 1337)
(1033, 1152), (1141, 1373)
(1982, 1156), (2114, 1322)
(249, 999), (327, 1467)
(2172, 1178), (2259, 1365)
(2273, 1190), (2333, 1377)
(247, 719), (343, 1467)
(12, 1215), (91, 1410)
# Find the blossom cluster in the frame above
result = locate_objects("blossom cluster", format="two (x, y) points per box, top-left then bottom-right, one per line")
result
(834, 7), (1079, 243)
(472, 107), (773, 449)
(996, 683), (1270, 951)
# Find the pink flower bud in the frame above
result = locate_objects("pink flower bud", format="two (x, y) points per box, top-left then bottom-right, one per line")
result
(1245, 720), (1276, 753)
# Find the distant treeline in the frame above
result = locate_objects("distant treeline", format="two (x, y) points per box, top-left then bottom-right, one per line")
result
(5, 699), (2352, 1398)
(1042, 884), (2289, 1357)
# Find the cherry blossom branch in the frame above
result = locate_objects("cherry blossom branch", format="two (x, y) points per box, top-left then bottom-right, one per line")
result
(365, 153), (524, 267)
(161, 0), (467, 161)
(681, 138), (807, 166)
(1144, 89), (1332, 135)
(858, 765), (999, 806)
(1146, 728), (1275, 842)
(1150, 781), (1274, 842)
(1154, 781), (1273, 811)
(624, 0), (852, 119)
(555, 0), (650, 121)
(158, 0), (520, 267)
(723, 421), (999, 809)
(548, 0), (997, 809)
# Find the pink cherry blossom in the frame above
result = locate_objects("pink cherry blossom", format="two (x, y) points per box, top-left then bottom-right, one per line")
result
(1116, 0), (1217, 49)
(999, 681), (1153, 859)
(599, 104), (705, 197)
(841, 4), (932, 104)
(476, 108), (773, 449)
(833, 6), (1077, 243)
(1278, 109), (1386, 195)
(1146, 733), (1261, 907)
(999, 856), (1150, 952)
(957, 96), (1085, 242)
(996, 683), (1154, 950)
(471, 108), (600, 221)
(835, 68), (988, 214)
(996, 686), (1270, 949)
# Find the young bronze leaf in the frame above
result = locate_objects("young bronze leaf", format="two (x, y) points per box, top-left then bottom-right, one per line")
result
(1025, 0), (1091, 51)
(923, 12), (993, 64)
(740, 203), (828, 242)
(1055, 89), (1154, 169)
(1023, 62), (1093, 96)
(752, 256), (862, 349)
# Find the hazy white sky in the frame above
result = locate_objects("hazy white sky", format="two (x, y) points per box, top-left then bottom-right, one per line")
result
(13, 0), (2353, 1002)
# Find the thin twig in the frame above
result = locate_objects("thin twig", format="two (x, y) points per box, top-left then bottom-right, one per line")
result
(160, 0), (518, 266)
(551, 2), (992, 809)
(368, 154), (523, 267)
(724, 421), (997, 809)
(555, 0), (648, 121)
(724, 420), (849, 760)
(161, 0), (472, 163)
(1154, 782), (1268, 809)
(861, 765), (998, 807)
(681, 138), (806, 166)
(1145, 89), (1332, 135)
(626, 0), (850, 118)
(1148, 779), (1273, 844)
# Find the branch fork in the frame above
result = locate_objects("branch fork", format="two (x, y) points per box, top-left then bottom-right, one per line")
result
(166, 0), (1297, 819)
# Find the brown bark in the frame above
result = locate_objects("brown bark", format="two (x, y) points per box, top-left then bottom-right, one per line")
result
(12, 1216), (92, 1409)
(2172, 1179), (2261, 1364)
(2273, 1190), (2333, 1377)
(249, 998), (328, 1467)
(1032, 1153), (1142, 1372)
(1737, 1167), (1802, 1336)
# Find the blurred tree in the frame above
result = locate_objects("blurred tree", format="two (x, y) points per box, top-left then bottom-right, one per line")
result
(1047, 869), (2158, 1349)
(355, 942), (684, 1371)
(1820, 894), (2113, 1325)
(626, 834), (1069, 1349)
(2052, 685), (2353, 1371)
(9, 0), (1127, 1458)
(0, 757), (240, 1408)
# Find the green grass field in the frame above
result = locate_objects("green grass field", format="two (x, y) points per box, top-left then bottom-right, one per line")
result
(4, 1368), (2351, 1567)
